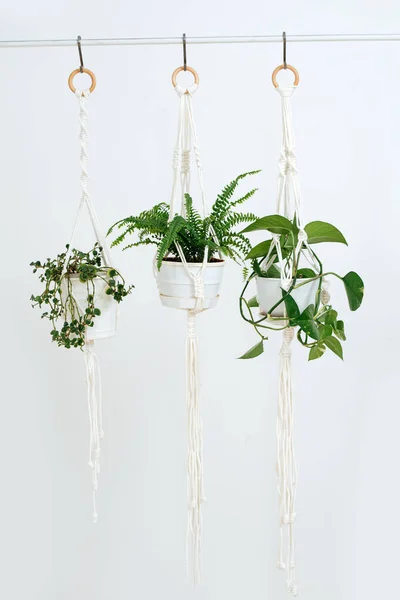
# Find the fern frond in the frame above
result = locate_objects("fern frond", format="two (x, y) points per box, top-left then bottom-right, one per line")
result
(156, 215), (187, 269)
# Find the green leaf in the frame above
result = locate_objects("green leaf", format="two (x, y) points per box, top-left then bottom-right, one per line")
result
(241, 215), (293, 235)
(247, 296), (259, 308)
(246, 240), (272, 259)
(296, 268), (317, 279)
(305, 221), (348, 245)
(324, 309), (338, 327)
(238, 340), (264, 359)
(324, 336), (344, 360)
(93, 308), (101, 316)
(283, 293), (300, 321)
(342, 271), (364, 311)
(260, 264), (281, 278)
(309, 343), (326, 361)
(335, 320), (346, 341)
(297, 305), (320, 340)
(319, 324), (333, 339)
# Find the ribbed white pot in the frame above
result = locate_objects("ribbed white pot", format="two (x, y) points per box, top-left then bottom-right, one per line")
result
(156, 260), (225, 310)
(62, 275), (117, 341)
(256, 277), (320, 318)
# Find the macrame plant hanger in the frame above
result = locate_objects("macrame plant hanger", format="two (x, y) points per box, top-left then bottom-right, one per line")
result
(268, 37), (330, 597)
(165, 44), (222, 585)
(65, 39), (115, 523)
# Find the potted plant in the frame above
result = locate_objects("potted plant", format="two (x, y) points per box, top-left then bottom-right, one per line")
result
(238, 215), (364, 360)
(30, 242), (133, 348)
(108, 171), (260, 309)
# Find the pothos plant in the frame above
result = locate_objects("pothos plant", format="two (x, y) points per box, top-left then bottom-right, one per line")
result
(239, 215), (364, 361)
(30, 243), (133, 349)
(107, 171), (260, 269)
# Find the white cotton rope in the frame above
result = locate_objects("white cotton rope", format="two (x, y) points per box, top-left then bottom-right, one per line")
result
(159, 82), (220, 584)
(276, 327), (298, 597)
(84, 340), (104, 523)
(61, 86), (111, 522)
(272, 85), (316, 597)
(186, 311), (206, 584)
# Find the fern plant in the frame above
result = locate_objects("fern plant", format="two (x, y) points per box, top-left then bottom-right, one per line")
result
(108, 171), (260, 269)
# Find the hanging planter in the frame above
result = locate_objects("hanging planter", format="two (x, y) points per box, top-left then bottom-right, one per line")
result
(157, 259), (225, 310)
(239, 61), (364, 596)
(31, 244), (131, 348)
(108, 61), (259, 582)
(30, 53), (132, 522)
(256, 274), (319, 318)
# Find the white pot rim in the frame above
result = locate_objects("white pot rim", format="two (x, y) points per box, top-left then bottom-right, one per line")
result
(256, 275), (315, 282)
(160, 259), (225, 268)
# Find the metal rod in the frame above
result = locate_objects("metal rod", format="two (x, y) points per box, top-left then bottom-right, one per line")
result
(1, 33), (400, 48)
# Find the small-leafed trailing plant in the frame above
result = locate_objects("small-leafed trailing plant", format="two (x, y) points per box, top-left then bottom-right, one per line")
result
(239, 215), (364, 361)
(108, 171), (260, 270)
(30, 243), (133, 349)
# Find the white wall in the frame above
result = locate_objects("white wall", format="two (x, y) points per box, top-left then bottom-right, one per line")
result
(0, 2), (398, 599)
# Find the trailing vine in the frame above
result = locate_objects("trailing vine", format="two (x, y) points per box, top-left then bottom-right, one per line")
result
(30, 243), (133, 349)
(238, 215), (364, 361)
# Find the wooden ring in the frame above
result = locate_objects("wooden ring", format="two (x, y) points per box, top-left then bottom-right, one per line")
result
(171, 66), (199, 89)
(271, 64), (300, 88)
(68, 67), (97, 94)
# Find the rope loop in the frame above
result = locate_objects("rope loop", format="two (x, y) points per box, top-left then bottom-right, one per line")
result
(174, 82), (198, 98)
(276, 85), (296, 98)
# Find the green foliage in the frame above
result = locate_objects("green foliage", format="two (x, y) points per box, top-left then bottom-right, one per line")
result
(342, 271), (364, 311)
(238, 340), (264, 359)
(238, 214), (364, 361)
(30, 243), (133, 350)
(304, 221), (348, 245)
(108, 171), (260, 269)
(242, 214), (293, 235)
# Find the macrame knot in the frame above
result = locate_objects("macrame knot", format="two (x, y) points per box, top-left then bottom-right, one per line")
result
(174, 83), (198, 97)
(75, 89), (90, 99)
(181, 150), (191, 173)
(276, 86), (296, 98)
(278, 151), (297, 176)
(277, 561), (287, 570)
(321, 279), (331, 305)
(173, 147), (182, 170)
(282, 513), (296, 524)
(280, 328), (294, 357)
(193, 145), (202, 170)
(193, 273), (204, 300)
(187, 312), (197, 338)
(289, 585), (299, 597)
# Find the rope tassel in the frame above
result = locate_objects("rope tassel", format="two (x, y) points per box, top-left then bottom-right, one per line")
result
(186, 311), (205, 585)
(276, 328), (298, 597)
(84, 340), (104, 524)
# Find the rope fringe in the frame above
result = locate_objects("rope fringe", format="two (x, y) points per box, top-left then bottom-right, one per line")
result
(84, 341), (103, 523)
(186, 311), (205, 584)
(277, 327), (298, 595)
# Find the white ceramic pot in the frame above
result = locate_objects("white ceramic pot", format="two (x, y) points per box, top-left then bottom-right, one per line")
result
(156, 260), (225, 310)
(62, 275), (117, 341)
(256, 276), (320, 318)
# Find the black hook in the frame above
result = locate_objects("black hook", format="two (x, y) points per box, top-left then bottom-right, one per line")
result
(183, 33), (187, 71)
(283, 31), (287, 69)
(77, 35), (84, 73)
